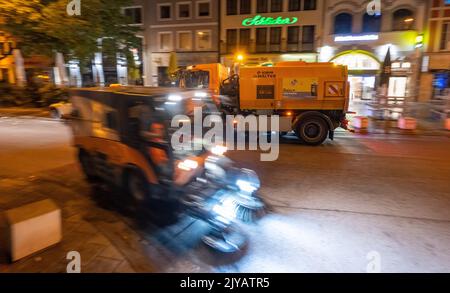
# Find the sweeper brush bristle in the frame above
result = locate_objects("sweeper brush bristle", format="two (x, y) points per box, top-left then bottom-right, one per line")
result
(230, 195), (267, 223)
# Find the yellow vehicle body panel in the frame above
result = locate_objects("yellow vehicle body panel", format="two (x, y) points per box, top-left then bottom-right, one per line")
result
(239, 62), (349, 111)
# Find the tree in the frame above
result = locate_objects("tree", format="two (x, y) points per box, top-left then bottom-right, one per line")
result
(0, 0), (140, 66)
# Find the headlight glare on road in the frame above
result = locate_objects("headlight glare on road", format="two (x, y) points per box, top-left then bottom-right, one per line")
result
(194, 92), (208, 98)
(212, 196), (237, 221)
(168, 94), (182, 102)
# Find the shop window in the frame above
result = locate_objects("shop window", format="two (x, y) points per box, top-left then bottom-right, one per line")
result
(227, 29), (238, 53)
(271, 0), (283, 13)
(362, 13), (382, 33)
(332, 52), (380, 70)
(240, 0), (251, 14)
(392, 9), (415, 31)
(334, 13), (353, 34)
(289, 0), (301, 11)
(257, 0), (268, 13)
(388, 77), (407, 97)
(227, 0), (238, 15)
(303, 0), (316, 10)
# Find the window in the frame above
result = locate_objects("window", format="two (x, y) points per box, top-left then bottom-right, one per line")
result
(105, 111), (118, 130)
(240, 0), (251, 14)
(196, 30), (212, 50)
(123, 7), (142, 25)
(388, 77), (407, 97)
(440, 22), (450, 50)
(257, 0), (268, 13)
(334, 13), (353, 34)
(239, 29), (251, 49)
(270, 27), (281, 51)
(256, 28), (267, 52)
(177, 31), (192, 50)
(287, 26), (300, 51)
(159, 4), (171, 20)
(177, 2), (191, 19)
(227, 0), (238, 15)
(270, 27), (281, 44)
(289, 0), (301, 11)
(227, 29), (238, 53)
(197, 1), (211, 17)
(271, 0), (283, 12)
(362, 13), (381, 32)
(304, 0), (316, 10)
(302, 25), (315, 50)
(392, 9), (415, 31)
(159, 32), (172, 51)
(287, 26), (300, 44)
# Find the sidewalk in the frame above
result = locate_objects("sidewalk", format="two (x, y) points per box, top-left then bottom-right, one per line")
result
(0, 164), (157, 273)
(0, 107), (50, 118)
(346, 115), (449, 137)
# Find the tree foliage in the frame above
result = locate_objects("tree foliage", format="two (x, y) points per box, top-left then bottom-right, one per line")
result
(0, 0), (140, 64)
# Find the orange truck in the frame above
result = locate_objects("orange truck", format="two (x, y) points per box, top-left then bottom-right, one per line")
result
(179, 61), (350, 145)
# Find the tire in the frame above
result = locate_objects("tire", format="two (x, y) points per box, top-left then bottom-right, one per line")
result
(126, 169), (149, 203)
(295, 116), (329, 146)
(50, 108), (61, 120)
(78, 150), (98, 182)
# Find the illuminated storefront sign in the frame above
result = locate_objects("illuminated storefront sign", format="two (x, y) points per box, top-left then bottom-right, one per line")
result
(242, 15), (298, 27)
(334, 35), (379, 42)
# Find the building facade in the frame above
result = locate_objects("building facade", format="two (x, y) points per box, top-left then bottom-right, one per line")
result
(143, 0), (219, 86)
(319, 0), (428, 108)
(421, 0), (450, 101)
(220, 0), (323, 67)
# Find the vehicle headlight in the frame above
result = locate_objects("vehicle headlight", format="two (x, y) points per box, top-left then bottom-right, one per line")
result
(211, 145), (227, 156)
(168, 94), (182, 102)
(177, 159), (198, 171)
(194, 92), (208, 98)
(236, 169), (260, 194)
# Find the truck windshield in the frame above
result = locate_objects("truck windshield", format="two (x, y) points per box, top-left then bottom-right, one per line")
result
(178, 70), (209, 89)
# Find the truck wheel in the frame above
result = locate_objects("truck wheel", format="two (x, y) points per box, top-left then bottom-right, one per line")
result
(126, 170), (149, 203)
(50, 108), (61, 120)
(296, 116), (328, 146)
(78, 150), (98, 182)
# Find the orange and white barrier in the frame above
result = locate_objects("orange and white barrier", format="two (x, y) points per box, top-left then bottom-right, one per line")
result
(351, 116), (369, 129)
(446, 118), (450, 131)
(398, 117), (417, 130)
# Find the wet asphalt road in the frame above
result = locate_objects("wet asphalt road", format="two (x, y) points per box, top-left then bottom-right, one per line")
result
(1, 116), (449, 272)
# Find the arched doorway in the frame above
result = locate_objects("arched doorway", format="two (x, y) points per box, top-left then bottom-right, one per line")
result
(331, 50), (381, 110)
